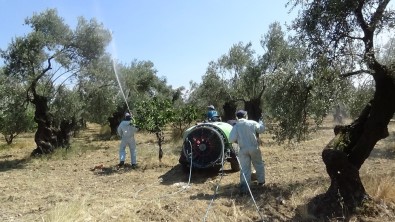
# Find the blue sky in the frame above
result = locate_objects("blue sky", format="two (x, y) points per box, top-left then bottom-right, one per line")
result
(0, 0), (296, 89)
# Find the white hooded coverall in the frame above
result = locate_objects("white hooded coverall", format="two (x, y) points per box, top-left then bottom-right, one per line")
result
(229, 118), (265, 191)
(117, 120), (138, 164)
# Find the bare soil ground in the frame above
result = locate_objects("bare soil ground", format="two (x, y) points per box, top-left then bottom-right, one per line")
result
(1, 118), (395, 222)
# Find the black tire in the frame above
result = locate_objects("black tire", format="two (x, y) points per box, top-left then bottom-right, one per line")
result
(229, 157), (240, 172)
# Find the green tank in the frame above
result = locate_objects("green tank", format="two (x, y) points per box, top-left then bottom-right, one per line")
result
(179, 122), (239, 171)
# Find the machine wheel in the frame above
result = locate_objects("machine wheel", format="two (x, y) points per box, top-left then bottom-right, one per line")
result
(229, 157), (240, 172)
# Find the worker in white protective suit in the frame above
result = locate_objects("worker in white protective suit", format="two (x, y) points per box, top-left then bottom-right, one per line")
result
(229, 110), (265, 193)
(117, 113), (139, 168)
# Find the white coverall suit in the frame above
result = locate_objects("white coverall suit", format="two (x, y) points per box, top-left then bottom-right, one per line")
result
(117, 120), (139, 165)
(229, 118), (265, 192)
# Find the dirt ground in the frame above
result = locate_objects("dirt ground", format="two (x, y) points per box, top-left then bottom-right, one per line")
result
(0, 118), (394, 222)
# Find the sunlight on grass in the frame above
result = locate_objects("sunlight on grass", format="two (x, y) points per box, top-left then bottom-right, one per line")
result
(364, 175), (395, 203)
(290, 185), (326, 208)
(41, 199), (91, 222)
(1, 119), (395, 221)
(0, 133), (35, 151)
(99, 125), (112, 139)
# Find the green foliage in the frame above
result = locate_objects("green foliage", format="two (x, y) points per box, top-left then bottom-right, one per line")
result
(107, 60), (176, 127)
(218, 42), (257, 99)
(308, 58), (352, 123)
(290, 0), (395, 74)
(0, 8), (112, 153)
(78, 55), (119, 125)
(171, 104), (199, 138)
(50, 86), (83, 127)
(133, 96), (174, 161)
(348, 80), (375, 119)
(121, 60), (174, 101)
(333, 132), (351, 152)
(133, 97), (174, 133)
(188, 42), (260, 116)
(187, 62), (228, 110)
(280, 0), (395, 143)
(261, 24), (345, 142)
(1, 8), (112, 105)
(264, 68), (311, 142)
(0, 75), (35, 144)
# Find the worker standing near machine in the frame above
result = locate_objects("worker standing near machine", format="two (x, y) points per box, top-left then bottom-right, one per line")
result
(229, 110), (266, 194)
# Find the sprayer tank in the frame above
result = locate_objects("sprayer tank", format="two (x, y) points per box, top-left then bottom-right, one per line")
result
(180, 122), (238, 170)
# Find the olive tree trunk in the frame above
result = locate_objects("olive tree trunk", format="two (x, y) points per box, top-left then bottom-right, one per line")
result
(308, 70), (395, 217)
(222, 101), (237, 122)
(31, 94), (59, 155)
(245, 97), (262, 122)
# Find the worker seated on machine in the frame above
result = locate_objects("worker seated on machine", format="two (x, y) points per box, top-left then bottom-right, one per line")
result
(206, 105), (222, 122)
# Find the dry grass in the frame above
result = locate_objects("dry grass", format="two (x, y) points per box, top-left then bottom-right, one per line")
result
(363, 176), (395, 202)
(0, 118), (395, 222)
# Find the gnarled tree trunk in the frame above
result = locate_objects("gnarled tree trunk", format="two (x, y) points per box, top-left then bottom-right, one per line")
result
(245, 97), (262, 122)
(56, 117), (77, 148)
(222, 101), (237, 122)
(108, 111), (124, 136)
(31, 94), (59, 155)
(308, 70), (395, 218)
(108, 105), (128, 136)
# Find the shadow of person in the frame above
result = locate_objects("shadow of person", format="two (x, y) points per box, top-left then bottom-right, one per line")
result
(92, 163), (135, 176)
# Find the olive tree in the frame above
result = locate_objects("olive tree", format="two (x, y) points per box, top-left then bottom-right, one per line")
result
(171, 104), (199, 138)
(107, 60), (176, 136)
(78, 55), (120, 126)
(289, 0), (395, 217)
(187, 61), (231, 120)
(0, 9), (111, 154)
(189, 42), (263, 122)
(218, 42), (264, 121)
(133, 97), (174, 162)
(0, 74), (35, 144)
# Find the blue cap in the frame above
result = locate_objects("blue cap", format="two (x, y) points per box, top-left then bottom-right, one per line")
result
(236, 110), (247, 118)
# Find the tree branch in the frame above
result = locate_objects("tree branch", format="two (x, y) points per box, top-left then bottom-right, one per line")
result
(26, 57), (53, 102)
(52, 70), (80, 97)
(370, 0), (391, 29)
(342, 34), (364, 41)
(258, 78), (266, 99)
(339, 69), (372, 78)
(52, 66), (80, 85)
(354, 1), (369, 32)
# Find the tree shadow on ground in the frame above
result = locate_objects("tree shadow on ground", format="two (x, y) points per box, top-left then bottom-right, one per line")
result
(0, 155), (29, 172)
(295, 192), (395, 222)
(368, 147), (395, 160)
(317, 125), (336, 131)
(190, 177), (345, 221)
(367, 131), (395, 160)
(159, 164), (236, 185)
(190, 181), (296, 221)
(189, 181), (293, 201)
